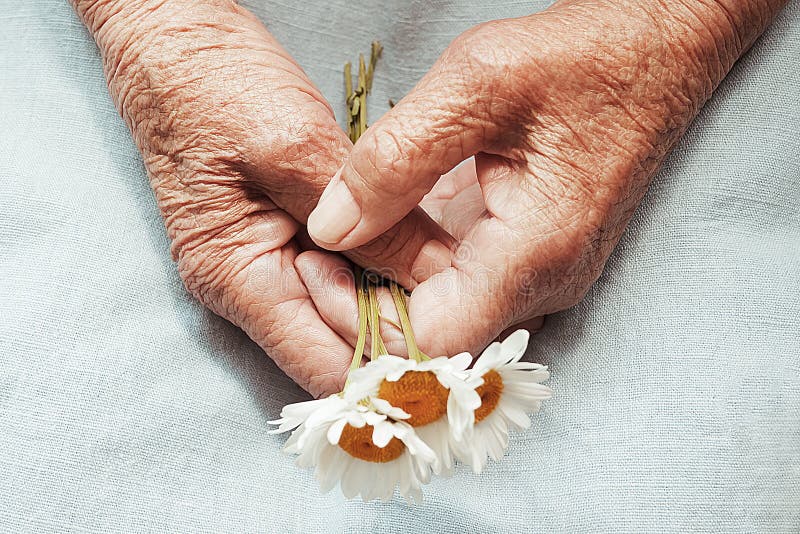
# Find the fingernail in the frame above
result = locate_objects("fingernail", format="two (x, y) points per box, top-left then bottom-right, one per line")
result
(411, 239), (453, 284)
(308, 168), (361, 245)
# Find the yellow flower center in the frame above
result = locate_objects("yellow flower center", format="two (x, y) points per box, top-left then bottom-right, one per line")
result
(474, 370), (504, 423)
(378, 370), (448, 427)
(338, 424), (405, 463)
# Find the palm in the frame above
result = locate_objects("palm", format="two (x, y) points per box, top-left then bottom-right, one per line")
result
(420, 159), (483, 240)
(89, 1), (448, 395)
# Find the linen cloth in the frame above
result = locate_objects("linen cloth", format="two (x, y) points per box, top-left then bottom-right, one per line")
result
(1, 1), (799, 531)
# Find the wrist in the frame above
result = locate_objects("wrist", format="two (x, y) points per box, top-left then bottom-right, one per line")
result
(548, 0), (783, 99)
(72, 1), (160, 43)
(622, 0), (783, 86)
(675, 0), (786, 54)
(72, 1), (240, 58)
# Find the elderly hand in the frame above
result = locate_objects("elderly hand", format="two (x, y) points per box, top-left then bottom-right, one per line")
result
(72, 0), (453, 396)
(307, 0), (784, 356)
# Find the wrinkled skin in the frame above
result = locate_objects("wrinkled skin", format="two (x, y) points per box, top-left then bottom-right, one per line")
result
(74, 0), (783, 397)
(306, 0), (784, 357)
(74, 0), (450, 396)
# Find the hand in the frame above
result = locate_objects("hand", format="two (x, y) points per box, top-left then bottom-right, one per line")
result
(306, 0), (784, 355)
(72, 0), (453, 396)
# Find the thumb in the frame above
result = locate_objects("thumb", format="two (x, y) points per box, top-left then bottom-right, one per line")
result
(307, 80), (496, 251)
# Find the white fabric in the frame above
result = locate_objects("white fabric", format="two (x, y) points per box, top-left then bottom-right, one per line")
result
(1, 1), (798, 531)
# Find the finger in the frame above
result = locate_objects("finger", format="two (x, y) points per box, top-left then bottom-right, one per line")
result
(294, 251), (408, 356)
(306, 61), (499, 250)
(407, 159), (579, 356)
(408, 244), (533, 357)
(247, 109), (455, 288)
(420, 158), (485, 241)
(218, 9), (455, 288)
(419, 157), (479, 222)
(180, 203), (354, 398)
(246, 106), (456, 289)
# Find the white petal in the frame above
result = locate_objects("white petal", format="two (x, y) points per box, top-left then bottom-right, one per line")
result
(499, 402), (532, 430)
(326, 417), (347, 445)
(397, 454), (413, 495)
(501, 329), (530, 362)
(487, 424), (507, 461)
(447, 388), (475, 441)
(503, 382), (553, 403)
(358, 462), (379, 501)
(345, 411), (368, 428)
(372, 420), (395, 448)
(415, 419), (455, 477)
(318, 449), (348, 493)
(447, 351), (474, 371)
(370, 397), (410, 420)
(268, 395), (348, 433)
(339, 460), (361, 499)
(473, 341), (503, 373)
(363, 411), (387, 426)
(505, 361), (547, 372)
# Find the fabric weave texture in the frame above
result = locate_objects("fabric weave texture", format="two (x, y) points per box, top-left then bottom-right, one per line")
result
(0, 1), (798, 532)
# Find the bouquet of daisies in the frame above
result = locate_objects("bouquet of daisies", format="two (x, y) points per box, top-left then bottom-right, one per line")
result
(270, 274), (551, 502)
(269, 44), (551, 503)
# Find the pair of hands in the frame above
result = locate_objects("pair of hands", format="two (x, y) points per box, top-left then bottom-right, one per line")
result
(74, 0), (779, 396)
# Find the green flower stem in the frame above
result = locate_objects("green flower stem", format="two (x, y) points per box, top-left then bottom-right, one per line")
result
(342, 42), (430, 390)
(358, 54), (367, 139)
(367, 281), (388, 359)
(343, 61), (353, 141)
(344, 267), (369, 390)
(390, 283), (430, 362)
(345, 41), (381, 143)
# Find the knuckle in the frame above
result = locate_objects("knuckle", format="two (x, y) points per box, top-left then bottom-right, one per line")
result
(267, 303), (349, 397)
(261, 114), (342, 189)
(176, 239), (243, 313)
(351, 221), (420, 277)
(351, 127), (415, 198)
(177, 250), (227, 309)
(305, 367), (349, 398)
(456, 20), (532, 78)
(170, 198), (280, 312)
(119, 60), (250, 182)
(440, 21), (537, 132)
(451, 20), (507, 63)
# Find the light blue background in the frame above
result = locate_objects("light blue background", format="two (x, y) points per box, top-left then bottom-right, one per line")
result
(1, 1), (798, 532)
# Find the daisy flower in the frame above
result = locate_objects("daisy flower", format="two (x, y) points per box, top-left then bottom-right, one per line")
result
(453, 329), (552, 473)
(346, 352), (483, 476)
(270, 389), (434, 501)
(270, 47), (556, 500)
(268, 394), (353, 438)
(283, 403), (436, 502)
